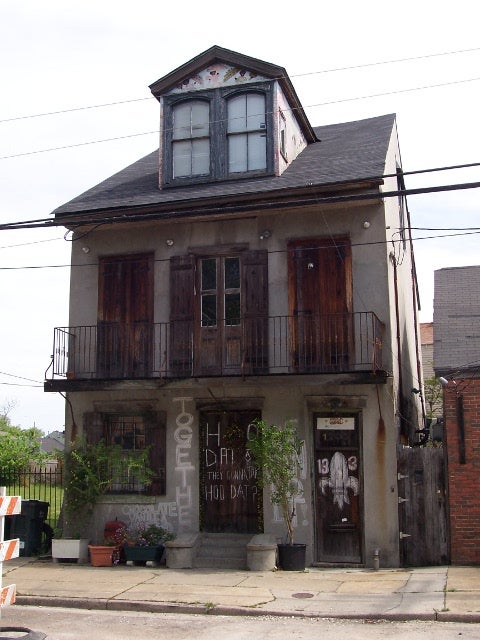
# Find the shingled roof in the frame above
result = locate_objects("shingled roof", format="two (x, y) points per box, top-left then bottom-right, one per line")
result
(53, 113), (396, 219)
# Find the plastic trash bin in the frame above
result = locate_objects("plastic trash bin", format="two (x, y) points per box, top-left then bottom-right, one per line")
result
(6, 500), (49, 556)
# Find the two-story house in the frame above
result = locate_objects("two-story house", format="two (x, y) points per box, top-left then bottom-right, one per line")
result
(45, 46), (422, 568)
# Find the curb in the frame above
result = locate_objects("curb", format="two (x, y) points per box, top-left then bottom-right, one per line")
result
(15, 595), (480, 623)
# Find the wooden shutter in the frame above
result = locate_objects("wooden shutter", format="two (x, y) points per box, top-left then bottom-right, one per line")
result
(97, 254), (154, 378)
(144, 411), (166, 495)
(288, 237), (353, 372)
(242, 250), (268, 372)
(169, 255), (195, 375)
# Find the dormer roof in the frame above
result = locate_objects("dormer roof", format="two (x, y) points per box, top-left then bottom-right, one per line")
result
(149, 45), (317, 143)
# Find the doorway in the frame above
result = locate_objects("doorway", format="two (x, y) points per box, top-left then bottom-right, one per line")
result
(200, 409), (262, 534)
(314, 414), (363, 563)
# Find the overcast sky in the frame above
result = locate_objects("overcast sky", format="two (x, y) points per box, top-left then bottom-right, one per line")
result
(1, 1), (479, 433)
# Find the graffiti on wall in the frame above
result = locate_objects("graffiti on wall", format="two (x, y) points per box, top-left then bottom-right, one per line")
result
(319, 451), (359, 510)
(173, 396), (195, 530)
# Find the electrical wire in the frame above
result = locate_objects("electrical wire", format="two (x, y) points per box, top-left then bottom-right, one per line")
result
(2, 75), (480, 161)
(2, 177), (480, 232)
(0, 237), (65, 250)
(2, 45), (479, 124)
(1, 229), (480, 271)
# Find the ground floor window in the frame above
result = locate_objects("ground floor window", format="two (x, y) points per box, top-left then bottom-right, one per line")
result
(83, 411), (166, 495)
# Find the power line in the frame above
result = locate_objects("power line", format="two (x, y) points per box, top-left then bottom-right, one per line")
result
(0, 237), (64, 250)
(0, 382), (43, 387)
(306, 75), (480, 109)
(0, 130), (159, 160)
(0, 160), (478, 237)
(2, 74), (480, 161)
(0, 371), (43, 384)
(2, 228), (480, 272)
(2, 45), (479, 124)
(292, 46), (480, 77)
(0, 97), (152, 124)
(1, 177), (480, 232)
(411, 226), (480, 231)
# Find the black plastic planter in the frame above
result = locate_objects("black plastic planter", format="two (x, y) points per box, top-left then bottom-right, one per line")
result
(277, 543), (306, 571)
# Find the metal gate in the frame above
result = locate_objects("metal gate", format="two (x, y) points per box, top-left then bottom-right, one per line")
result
(397, 446), (448, 566)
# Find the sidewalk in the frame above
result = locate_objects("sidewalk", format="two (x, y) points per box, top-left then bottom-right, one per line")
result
(2, 558), (480, 623)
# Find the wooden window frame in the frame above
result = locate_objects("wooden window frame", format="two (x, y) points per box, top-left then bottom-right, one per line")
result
(163, 84), (274, 187)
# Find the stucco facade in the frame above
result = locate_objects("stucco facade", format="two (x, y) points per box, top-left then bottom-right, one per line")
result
(45, 46), (422, 568)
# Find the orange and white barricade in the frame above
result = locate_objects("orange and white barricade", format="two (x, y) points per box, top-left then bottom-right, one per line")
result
(0, 487), (21, 614)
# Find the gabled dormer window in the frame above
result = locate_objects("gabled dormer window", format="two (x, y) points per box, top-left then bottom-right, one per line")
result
(163, 84), (273, 186)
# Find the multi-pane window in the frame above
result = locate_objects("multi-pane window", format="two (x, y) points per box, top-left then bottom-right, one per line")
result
(106, 415), (145, 451)
(105, 415), (147, 493)
(164, 86), (271, 185)
(227, 93), (267, 173)
(172, 100), (210, 178)
(200, 257), (241, 327)
(83, 411), (166, 495)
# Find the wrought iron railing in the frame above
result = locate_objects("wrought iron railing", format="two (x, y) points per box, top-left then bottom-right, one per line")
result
(49, 312), (384, 380)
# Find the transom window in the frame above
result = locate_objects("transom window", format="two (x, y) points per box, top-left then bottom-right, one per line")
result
(163, 84), (273, 185)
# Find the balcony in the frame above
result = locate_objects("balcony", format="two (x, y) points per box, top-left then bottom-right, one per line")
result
(45, 312), (386, 388)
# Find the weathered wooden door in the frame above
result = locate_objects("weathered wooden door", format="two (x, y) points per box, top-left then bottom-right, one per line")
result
(288, 238), (352, 372)
(397, 447), (448, 566)
(97, 253), (153, 378)
(314, 414), (362, 563)
(200, 410), (262, 533)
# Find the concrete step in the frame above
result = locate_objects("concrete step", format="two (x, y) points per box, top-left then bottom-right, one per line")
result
(193, 533), (251, 570)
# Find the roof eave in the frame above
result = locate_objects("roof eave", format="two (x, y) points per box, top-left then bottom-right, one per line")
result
(53, 178), (384, 229)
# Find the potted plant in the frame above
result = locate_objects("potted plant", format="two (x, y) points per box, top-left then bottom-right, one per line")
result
(88, 536), (121, 567)
(56, 437), (153, 564)
(248, 419), (306, 570)
(120, 524), (175, 566)
(51, 528), (89, 564)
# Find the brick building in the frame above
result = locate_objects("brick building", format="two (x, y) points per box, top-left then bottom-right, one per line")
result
(434, 266), (480, 565)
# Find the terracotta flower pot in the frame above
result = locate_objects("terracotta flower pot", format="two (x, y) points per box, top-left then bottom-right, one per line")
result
(88, 544), (119, 567)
